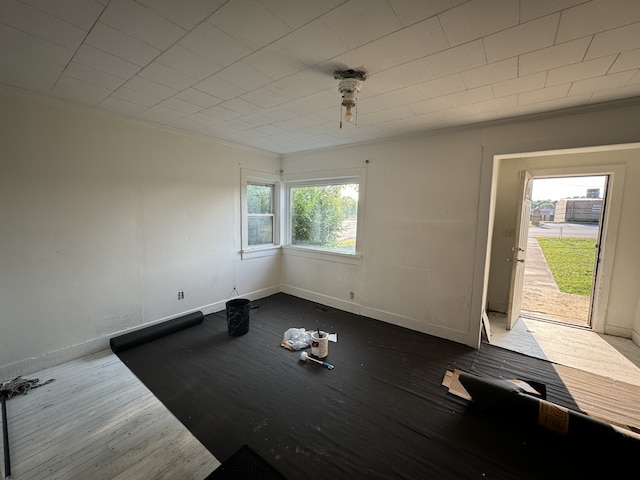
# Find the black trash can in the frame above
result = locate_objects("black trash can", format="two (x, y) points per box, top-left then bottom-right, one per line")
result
(225, 298), (251, 336)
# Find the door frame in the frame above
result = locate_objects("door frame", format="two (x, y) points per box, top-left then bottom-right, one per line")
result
(493, 159), (626, 334)
(516, 173), (610, 328)
(506, 170), (533, 330)
(475, 143), (635, 349)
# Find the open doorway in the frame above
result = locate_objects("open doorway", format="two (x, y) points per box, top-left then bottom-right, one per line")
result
(519, 175), (608, 328)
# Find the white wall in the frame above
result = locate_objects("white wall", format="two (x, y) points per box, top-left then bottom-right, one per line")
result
(3, 87), (640, 375)
(282, 102), (640, 349)
(0, 89), (280, 376)
(282, 130), (486, 347)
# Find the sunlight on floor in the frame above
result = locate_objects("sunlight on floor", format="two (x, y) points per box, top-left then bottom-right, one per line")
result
(487, 312), (640, 386)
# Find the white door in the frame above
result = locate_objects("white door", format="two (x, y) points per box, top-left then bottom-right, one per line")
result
(506, 171), (533, 330)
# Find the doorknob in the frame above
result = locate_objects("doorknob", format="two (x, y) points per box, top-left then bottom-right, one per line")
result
(507, 258), (525, 263)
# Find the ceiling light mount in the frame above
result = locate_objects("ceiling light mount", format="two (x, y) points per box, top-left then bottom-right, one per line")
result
(335, 69), (366, 128)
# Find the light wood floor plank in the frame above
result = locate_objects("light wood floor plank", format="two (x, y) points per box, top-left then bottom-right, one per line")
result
(1, 349), (220, 480)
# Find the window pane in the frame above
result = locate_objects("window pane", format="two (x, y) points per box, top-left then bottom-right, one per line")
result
(247, 184), (273, 214)
(290, 183), (358, 254)
(248, 216), (273, 246)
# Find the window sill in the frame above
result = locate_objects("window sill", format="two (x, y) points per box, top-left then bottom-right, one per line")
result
(241, 245), (282, 260)
(282, 245), (362, 265)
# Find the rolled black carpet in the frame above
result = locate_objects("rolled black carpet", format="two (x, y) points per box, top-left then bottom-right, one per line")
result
(110, 310), (204, 353)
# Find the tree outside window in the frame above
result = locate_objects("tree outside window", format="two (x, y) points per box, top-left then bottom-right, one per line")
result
(290, 183), (358, 254)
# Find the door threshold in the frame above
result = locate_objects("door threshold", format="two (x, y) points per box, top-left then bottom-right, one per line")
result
(520, 311), (591, 330)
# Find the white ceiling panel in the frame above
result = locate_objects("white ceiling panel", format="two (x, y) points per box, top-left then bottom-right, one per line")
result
(136, 0), (223, 30)
(519, 0), (586, 23)
(274, 20), (348, 66)
(0, 0), (87, 49)
(85, 22), (160, 67)
(610, 49), (640, 73)
(124, 75), (176, 100)
(139, 62), (198, 91)
(462, 58), (518, 89)
(215, 62), (274, 92)
(546, 56), (617, 87)
(0, 46), (62, 92)
(178, 22), (252, 67)
(518, 84), (572, 106)
(472, 94), (517, 114)
(568, 70), (637, 96)
(156, 44), (222, 81)
(492, 72), (546, 98)
(556, 0), (640, 43)
(73, 45), (140, 80)
(219, 97), (263, 116)
(589, 82), (640, 103)
(99, 0), (186, 50)
(518, 38), (591, 77)
(423, 40), (486, 78)
(258, 0), (346, 29)
(447, 85), (494, 107)
(374, 18), (449, 66)
(439, 0), (518, 47)
(1, 0), (639, 155)
(208, 0), (291, 50)
(241, 46), (307, 81)
(21, 0), (105, 30)
(585, 23), (640, 59)
(386, 0), (467, 27)
(483, 14), (559, 63)
(373, 59), (432, 89)
(63, 61), (126, 90)
(321, 0), (402, 49)
(194, 75), (246, 100)
(0, 24), (74, 66)
(111, 85), (165, 107)
(414, 74), (467, 100)
(175, 88), (223, 109)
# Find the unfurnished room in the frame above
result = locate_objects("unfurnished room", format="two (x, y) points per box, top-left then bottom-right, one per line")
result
(1, 1), (640, 479)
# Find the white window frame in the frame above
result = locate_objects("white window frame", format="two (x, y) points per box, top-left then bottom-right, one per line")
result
(283, 168), (365, 264)
(241, 168), (282, 259)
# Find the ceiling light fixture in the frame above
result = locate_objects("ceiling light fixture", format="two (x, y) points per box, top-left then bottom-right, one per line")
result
(335, 69), (366, 128)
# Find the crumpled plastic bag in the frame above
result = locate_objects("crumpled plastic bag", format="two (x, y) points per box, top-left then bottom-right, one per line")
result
(281, 328), (312, 351)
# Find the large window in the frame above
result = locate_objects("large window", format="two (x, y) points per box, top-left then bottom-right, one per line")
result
(288, 180), (359, 255)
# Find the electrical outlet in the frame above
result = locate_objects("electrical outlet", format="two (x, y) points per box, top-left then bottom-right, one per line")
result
(350, 291), (354, 300)
(178, 291), (184, 300)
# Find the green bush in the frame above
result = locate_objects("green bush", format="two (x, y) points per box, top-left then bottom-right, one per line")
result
(291, 185), (347, 247)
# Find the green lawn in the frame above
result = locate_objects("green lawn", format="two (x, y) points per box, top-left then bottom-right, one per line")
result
(535, 237), (597, 296)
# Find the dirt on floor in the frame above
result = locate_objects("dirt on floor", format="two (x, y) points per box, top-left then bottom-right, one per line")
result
(521, 285), (590, 326)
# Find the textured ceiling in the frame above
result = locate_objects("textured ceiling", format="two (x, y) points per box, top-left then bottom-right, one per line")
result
(2, 0), (640, 154)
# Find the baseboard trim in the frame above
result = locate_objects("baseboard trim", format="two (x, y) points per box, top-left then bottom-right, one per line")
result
(0, 286), (282, 380)
(280, 285), (474, 347)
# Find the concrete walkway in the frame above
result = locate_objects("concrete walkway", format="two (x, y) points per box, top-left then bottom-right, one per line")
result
(520, 236), (591, 326)
(523, 237), (558, 291)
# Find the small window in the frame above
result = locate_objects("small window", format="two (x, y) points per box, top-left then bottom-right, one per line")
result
(247, 183), (274, 246)
(241, 169), (280, 258)
(288, 181), (359, 255)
